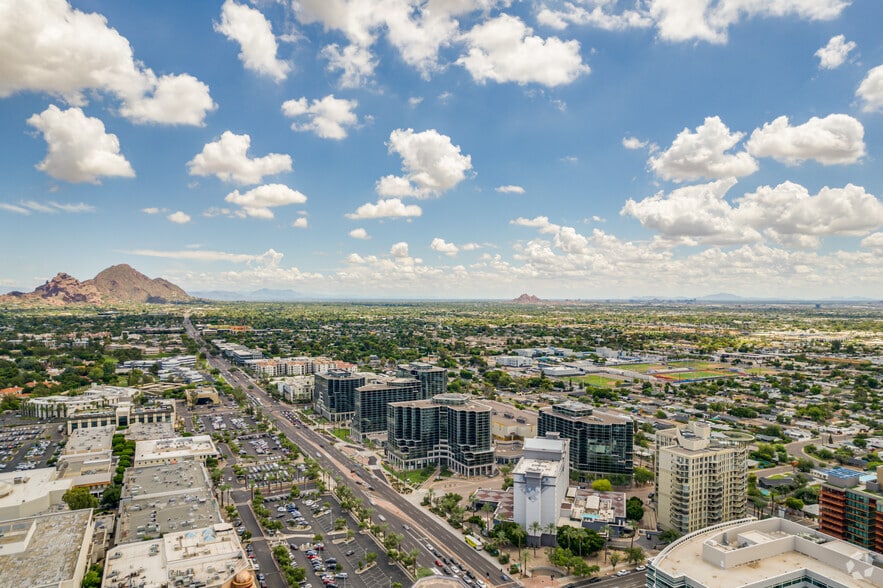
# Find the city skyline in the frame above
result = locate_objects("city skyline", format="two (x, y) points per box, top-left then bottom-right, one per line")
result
(2, 0), (883, 299)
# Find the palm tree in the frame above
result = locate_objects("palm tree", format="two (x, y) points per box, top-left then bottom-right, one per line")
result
(529, 521), (542, 554)
(481, 502), (495, 529)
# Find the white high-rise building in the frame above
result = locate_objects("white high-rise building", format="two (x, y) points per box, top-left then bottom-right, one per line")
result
(513, 433), (570, 544)
(655, 422), (752, 534)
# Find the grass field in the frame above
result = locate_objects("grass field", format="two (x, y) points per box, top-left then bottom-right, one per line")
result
(574, 374), (622, 388)
(656, 370), (729, 381)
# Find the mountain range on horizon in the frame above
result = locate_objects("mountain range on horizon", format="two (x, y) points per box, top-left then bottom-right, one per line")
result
(2, 266), (879, 306)
(1, 264), (191, 306)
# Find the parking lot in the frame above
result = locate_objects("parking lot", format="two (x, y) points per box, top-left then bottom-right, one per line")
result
(0, 422), (63, 472)
(273, 493), (411, 588)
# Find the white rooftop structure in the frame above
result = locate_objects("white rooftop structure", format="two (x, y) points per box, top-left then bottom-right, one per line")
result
(648, 517), (883, 588)
(0, 509), (94, 588)
(134, 435), (217, 467)
(512, 433), (570, 543)
(0, 468), (72, 521)
(103, 523), (253, 588)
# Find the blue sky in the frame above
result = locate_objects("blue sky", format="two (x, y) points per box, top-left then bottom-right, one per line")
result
(2, 0), (883, 299)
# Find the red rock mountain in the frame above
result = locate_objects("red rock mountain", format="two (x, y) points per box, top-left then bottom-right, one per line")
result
(1, 264), (190, 305)
(511, 293), (543, 304)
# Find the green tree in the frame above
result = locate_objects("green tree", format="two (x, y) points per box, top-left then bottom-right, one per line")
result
(100, 484), (122, 509)
(366, 551), (378, 566)
(633, 466), (654, 485)
(626, 497), (645, 523)
(62, 487), (98, 510)
(625, 546), (646, 566)
(609, 551), (621, 570)
(81, 563), (103, 588)
(591, 479), (613, 492)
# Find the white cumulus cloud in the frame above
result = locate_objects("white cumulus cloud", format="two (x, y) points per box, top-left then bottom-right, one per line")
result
(622, 178), (883, 248)
(281, 95), (359, 139)
(376, 129), (472, 199)
(346, 198), (423, 220)
(188, 131), (292, 185)
(621, 178), (759, 245)
(0, 0), (216, 125)
(746, 114), (865, 165)
(117, 73), (216, 126)
(349, 228), (370, 239)
(215, 0), (290, 81)
(390, 242), (410, 258)
(495, 185), (525, 194)
(735, 182), (883, 247)
(816, 34), (856, 69)
(857, 65), (883, 113)
(622, 136), (649, 150)
(431, 238), (460, 256)
(537, 2), (653, 31)
(650, 116), (757, 182)
(861, 233), (883, 251)
(167, 211), (191, 224)
(458, 14), (589, 87)
(649, 0), (849, 44)
(292, 217), (309, 228)
(27, 105), (135, 184)
(224, 184), (308, 219)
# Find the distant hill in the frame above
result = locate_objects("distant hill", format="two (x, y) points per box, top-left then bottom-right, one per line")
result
(511, 293), (543, 304)
(1, 264), (191, 306)
(699, 293), (745, 301)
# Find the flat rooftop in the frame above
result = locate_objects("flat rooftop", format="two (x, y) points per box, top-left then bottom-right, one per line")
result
(0, 468), (70, 510)
(117, 462), (221, 544)
(0, 509), (92, 587)
(651, 517), (883, 588)
(125, 421), (176, 441)
(540, 403), (631, 425)
(62, 425), (115, 455)
(134, 435), (216, 465)
(104, 523), (251, 588)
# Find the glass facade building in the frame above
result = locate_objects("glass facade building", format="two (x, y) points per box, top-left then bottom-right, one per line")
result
(387, 393), (494, 477)
(313, 369), (365, 422)
(351, 377), (421, 442)
(537, 401), (634, 477)
(396, 362), (448, 399)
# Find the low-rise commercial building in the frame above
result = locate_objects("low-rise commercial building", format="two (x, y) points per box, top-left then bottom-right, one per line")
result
(0, 468), (72, 520)
(103, 523), (254, 588)
(20, 384), (139, 419)
(116, 461), (222, 543)
(0, 509), (94, 588)
(133, 435), (217, 467)
(647, 517), (883, 588)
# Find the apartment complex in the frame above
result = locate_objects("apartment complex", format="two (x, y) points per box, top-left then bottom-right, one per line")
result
(647, 517), (883, 588)
(396, 362), (447, 398)
(512, 433), (570, 545)
(312, 369), (366, 422)
(537, 401), (633, 477)
(819, 466), (883, 552)
(351, 377), (422, 442)
(387, 393), (495, 477)
(655, 421), (752, 534)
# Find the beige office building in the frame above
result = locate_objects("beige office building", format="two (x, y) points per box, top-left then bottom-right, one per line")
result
(655, 422), (752, 534)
